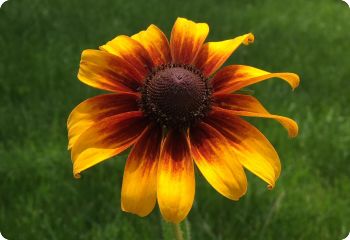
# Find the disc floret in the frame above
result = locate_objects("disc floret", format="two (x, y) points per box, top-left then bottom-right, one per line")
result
(141, 64), (212, 129)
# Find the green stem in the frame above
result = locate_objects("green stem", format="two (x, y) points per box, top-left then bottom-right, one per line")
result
(171, 223), (184, 240)
(160, 215), (191, 240)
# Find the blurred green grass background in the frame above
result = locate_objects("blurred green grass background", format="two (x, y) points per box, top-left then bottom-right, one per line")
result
(1, 0), (349, 239)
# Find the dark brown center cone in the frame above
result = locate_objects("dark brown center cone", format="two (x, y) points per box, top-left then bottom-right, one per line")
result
(141, 64), (212, 129)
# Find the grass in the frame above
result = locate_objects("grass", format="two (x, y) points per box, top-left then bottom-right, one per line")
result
(0, 0), (349, 239)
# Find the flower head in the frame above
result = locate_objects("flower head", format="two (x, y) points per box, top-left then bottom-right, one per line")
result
(67, 17), (299, 223)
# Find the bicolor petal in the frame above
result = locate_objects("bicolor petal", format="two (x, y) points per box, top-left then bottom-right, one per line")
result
(205, 108), (281, 189)
(170, 17), (209, 65)
(71, 111), (148, 178)
(121, 124), (162, 217)
(212, 65), (300, 94)
(189, 122), (247, 200)
(67, 93), (139, 149)
(100, 35), (154, 76)
(194, 33), (254, 77)
(157, 129), (195, 223)
(132, 24), (171, 66)
(213, 95), (298, 137)
(78, 50), (145, 92)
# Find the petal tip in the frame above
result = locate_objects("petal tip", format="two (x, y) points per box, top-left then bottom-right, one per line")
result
(147, 24), (159, 31)
(161, 215), (184, 224)
(227, 189), (246, 201)
(121, 204), (150, 218)
(280, 72), (300, 90)
(243, 33), (255, 45)
(72, 159), (84, 179)
(291, 74), (301, 90)
(73, 172), (81, 179)
(289, 132), (298, 138)
(288, 121), (299, 138)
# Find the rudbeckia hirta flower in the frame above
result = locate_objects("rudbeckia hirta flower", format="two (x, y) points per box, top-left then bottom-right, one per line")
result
(67, 17), (299, 223)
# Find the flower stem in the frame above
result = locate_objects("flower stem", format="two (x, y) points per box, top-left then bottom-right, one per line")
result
(160, 215), (191, 240)
(171, 223), (184, 240)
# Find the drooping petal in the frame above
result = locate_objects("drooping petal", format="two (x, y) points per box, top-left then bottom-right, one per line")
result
(132, 24), (171, 66)
(121, 124), (162, 217)
(205, 108), (281, 189)
(212, 65), (300, 94)
(189, 122), (247, 200)
(213, 95), (298, 137)
(71, 111), (148, 178)
(170, 17), (209, 65)
(100, 35), (154, 75)
(78, 50), (146, 92)
(67, 93), (139, 149)
(194, 33), (254, 77)
(157, 129), (195, 223)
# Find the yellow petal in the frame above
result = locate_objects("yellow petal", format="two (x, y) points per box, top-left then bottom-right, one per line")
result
(157, 129), (195, 223)
(189, 122), (247, 200)
(213, 94), (298, 137)
(170, 17), (209, 65)
(121, 124), (162, 217)
(132, 24), (171, 66)
(67, 93), (139, 149)
(194, 33), (254, 77)
(205, 108), (281, 189)
(212, 65), (300, 94)
(71, 111), (148, 178)
(78, 50), (145, 92)
(100, 35), (154, 76)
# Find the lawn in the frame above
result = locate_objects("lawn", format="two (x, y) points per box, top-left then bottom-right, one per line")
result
(0, 0), (349, 239)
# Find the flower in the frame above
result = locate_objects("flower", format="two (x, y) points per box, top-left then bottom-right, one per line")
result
(67, 17), (299, 223)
